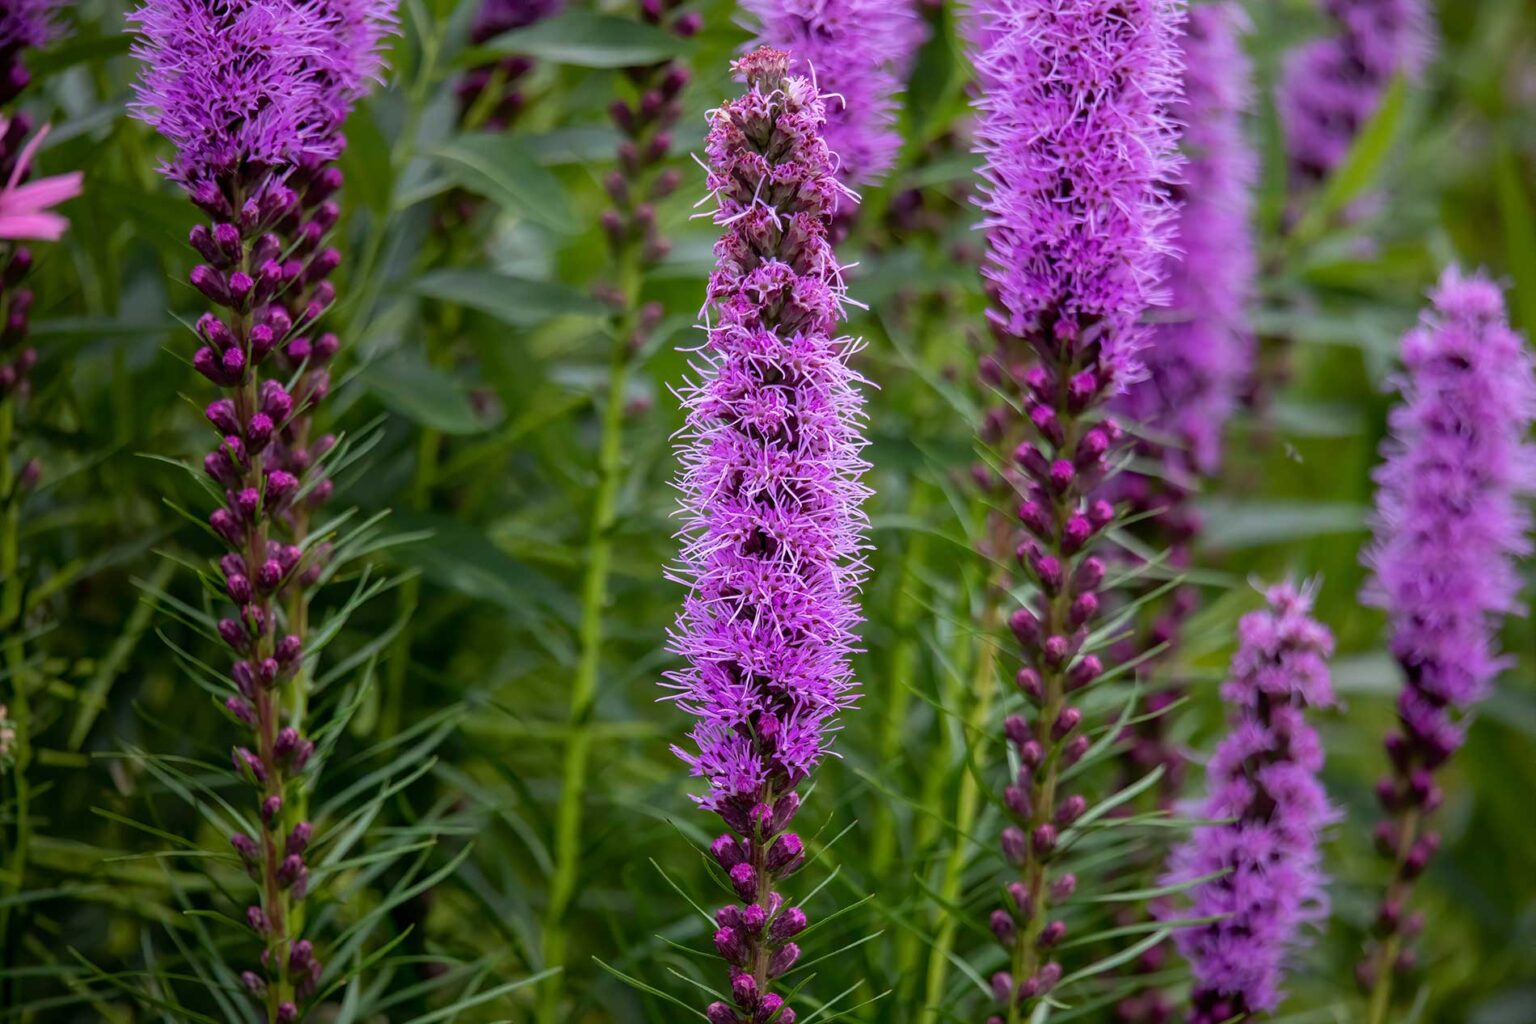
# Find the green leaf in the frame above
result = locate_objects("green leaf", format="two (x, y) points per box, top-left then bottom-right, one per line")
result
(413, 269), (606, 328)
(1197, 499), (1367, 550)
(1494, 142), (1536, 332)
(467, 13), (687, 69)
(432, 134), (577, 233)
(362, 352), (486, 435)
(339, 105), (394, 216)
(1295, 75), (1410, 238)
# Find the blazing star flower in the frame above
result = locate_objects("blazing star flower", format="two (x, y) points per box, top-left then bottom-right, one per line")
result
(1279, 0), (1432, 185)
(965, 1), (1184, 1016)
(0, 120), (80, 241)
(1356, 268), (1535, 1001)
(1162, 582), (1337, 1023)
(130, 1), (394, 1015)
(666, 46), (870, 1024)
(742, 0), (926, 187)
(128, 0), (340, 189)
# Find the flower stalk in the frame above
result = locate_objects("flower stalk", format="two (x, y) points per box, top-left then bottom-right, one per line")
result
(1160, 582), (1336, 1023)
(667, 47), (871, 1024)
(537, 5), (695, 1017)
(128, 1), (393, 1017)
(1357, 269), (1535, 1022)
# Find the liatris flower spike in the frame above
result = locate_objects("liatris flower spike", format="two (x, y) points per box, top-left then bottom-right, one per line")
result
(1357, 269), (1535, 1020)
(1279, 0), (1432, 187)
(129, 1), (393, 1018)
(743, 0), (926, 189)
(665, 46), (871, 1024)
(1160, 582), (1336, 1023)
(966, 0), (1182, 1018)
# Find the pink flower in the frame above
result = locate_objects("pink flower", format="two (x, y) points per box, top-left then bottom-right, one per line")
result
(0, 120), (81, 241)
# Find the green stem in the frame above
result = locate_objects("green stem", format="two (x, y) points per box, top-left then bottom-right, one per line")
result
(0, 398), (30, 1004)
(537, 268), (637, 1024)
(918, 569), (1003, 1024)
(1365, 807), (1422, 1024)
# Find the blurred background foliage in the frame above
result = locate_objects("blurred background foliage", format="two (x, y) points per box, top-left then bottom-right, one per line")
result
(2, 0), (1534, 1020)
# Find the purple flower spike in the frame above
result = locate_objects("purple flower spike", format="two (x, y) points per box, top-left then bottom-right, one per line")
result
(130, 0), (395, 1014)
(966, 0), (1184, 1015)
(1161, 582), (1337, 1022)
(1279, 0), (1433, 185)
(128, 0), (342, 189)
(743, 0), (926, 188)
(1357, 268), (1535, 1011)
(969, 0), (1183, 396)
(665, 47), (870, 1023)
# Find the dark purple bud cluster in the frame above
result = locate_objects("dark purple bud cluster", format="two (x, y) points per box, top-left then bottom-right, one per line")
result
(175, 151), (355, 1024)
(455, 0), (560, 130)
(600, 1), (696, 270)
(705, 815), (809, 1024)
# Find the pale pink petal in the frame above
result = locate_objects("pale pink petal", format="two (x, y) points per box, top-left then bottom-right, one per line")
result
(0, 211), (70, 241)
(5, 170), (84, 213)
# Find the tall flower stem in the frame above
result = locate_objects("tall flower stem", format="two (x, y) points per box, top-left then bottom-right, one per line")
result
(1364, 806), (1420, 1024)
(918, 578), (1002, 1024)
(0, 399), (31, 982)
(538, 252), (638, 1024)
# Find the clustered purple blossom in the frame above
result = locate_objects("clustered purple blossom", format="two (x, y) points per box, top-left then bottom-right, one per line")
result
(1356, 269), (1535, 1000)
(1161, 582), (1336, 1023)
(1279, 0), (1432, 186)
(129, 1), (393, 1018)
(0, 0), (58, 103)
(455, 0), (561, 129)
(742, 0), (926, 189)
(966, 1), (1184, 1017)
(665, 47), (870, 1024)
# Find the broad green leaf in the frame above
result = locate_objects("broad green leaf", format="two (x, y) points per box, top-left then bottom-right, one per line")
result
(467, 13), (687, 69)
(432, 134), (577, 233)
(413, 268), (606, 327)
(361, 352), (486, 435)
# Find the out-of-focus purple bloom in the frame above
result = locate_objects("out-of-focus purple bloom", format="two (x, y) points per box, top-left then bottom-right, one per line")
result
(128, 0), (340, 189)
(970, 0), (1182, 396)
(0, 0), (60, 102)
(743, 0), (926, 187)
(455, 0), (560, 128)
(1161, 582), (1336, 1022)
(1122, 2), (1254, 478)
(1356, 269), (1534, 995)
(1279, 0), (1432, 184)
(666, 47), (870, 1024)
(319, 0), (399, 118)
(470, 0), (560, 43)
(1363, 268), (1534, 712)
